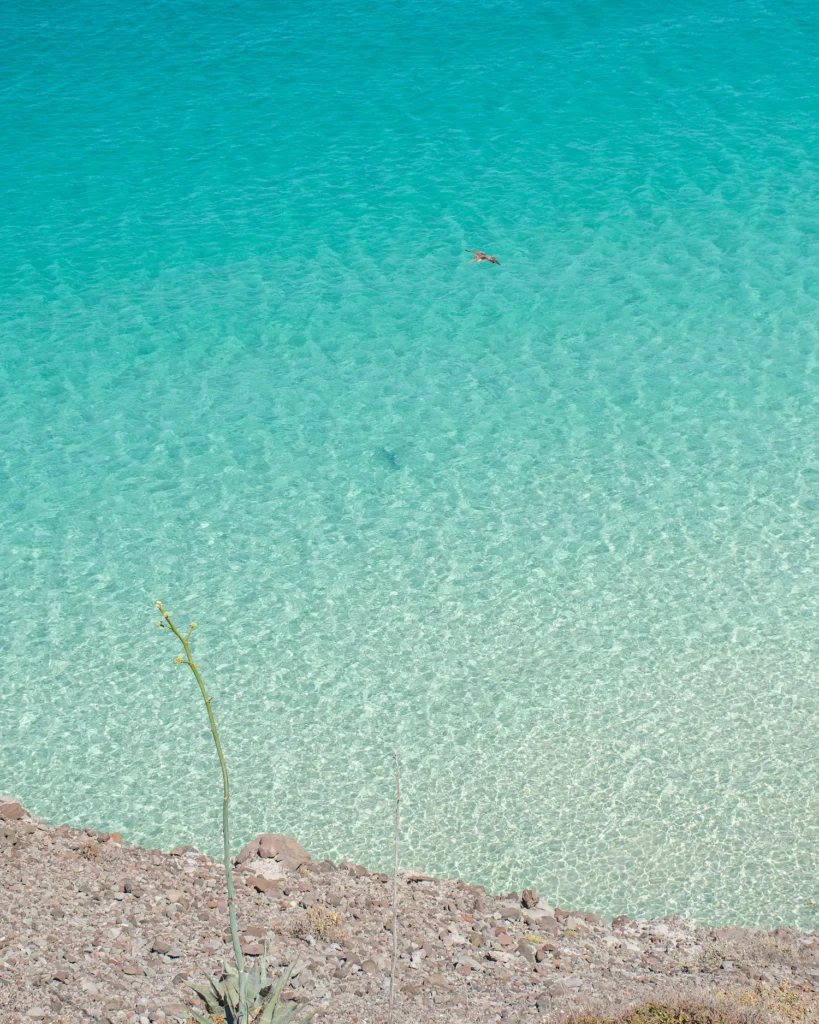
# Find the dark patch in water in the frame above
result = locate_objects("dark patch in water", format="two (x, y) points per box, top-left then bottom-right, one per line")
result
(376, 446), (400, 470)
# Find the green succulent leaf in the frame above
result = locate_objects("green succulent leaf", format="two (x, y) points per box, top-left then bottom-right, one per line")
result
(187, 979), (222, 1014)
(258, 996), (278, 1024)
(188, 964), (313, 1024)
(247, 961), (262, 997)
(224, 971), (241, 1007)
(256, 969), (289, 1024)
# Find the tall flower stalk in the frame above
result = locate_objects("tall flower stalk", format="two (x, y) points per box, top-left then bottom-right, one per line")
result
(155, 602), (248, 1023)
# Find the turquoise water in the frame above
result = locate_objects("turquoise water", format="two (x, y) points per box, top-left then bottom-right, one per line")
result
(1, 0), (818, 928)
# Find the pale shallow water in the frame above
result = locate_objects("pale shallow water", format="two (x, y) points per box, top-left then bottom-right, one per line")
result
(1, 0), (817, 928)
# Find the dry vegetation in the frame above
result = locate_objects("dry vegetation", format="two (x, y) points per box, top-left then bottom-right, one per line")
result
(290, 906), (346, 943)
(563, 985), (819, 1024)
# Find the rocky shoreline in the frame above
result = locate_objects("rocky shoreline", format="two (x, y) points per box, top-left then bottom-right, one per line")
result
(1, 797), (817, 1024)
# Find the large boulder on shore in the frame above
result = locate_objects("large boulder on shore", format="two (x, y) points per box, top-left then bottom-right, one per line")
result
(235, 833), (311, 871)
(258, 833), (310, 864)
(0, 797), (26, 821)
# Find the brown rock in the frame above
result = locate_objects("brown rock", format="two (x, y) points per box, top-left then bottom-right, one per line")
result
(312, 859), (336, 873)
(535, 944), (557, 961)
(242, 942), (265, 956)
(235, 836), (261, 865)
(247, 875), (280, 893)
(521, 889), (539, 909)
(257, 833), (311, 865)
(340, 861), (369, 877)
(0, 801), (25, 821)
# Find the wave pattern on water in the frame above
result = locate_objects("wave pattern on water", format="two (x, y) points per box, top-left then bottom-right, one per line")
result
(0, 0), (818, 927)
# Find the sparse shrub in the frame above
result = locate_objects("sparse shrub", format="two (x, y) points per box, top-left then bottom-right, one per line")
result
(700, 945), (725, 973)
(290, 906), (345, 943)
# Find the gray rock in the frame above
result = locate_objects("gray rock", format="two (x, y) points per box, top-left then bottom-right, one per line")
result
(535, 992), (552, 1014)
(554, 975), (583, 990)
(526, 912), (559, 933)
(517, 941), (535, 963)
(499, 905), (523, 921)
(524, 909), (553, 924)
(163, 1003), (190, 1020)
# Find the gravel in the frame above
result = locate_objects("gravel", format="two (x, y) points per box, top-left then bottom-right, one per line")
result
(1, 800), (817, 1024)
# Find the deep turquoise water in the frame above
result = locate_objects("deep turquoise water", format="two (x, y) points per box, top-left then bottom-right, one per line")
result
(1, 0), (818, 928)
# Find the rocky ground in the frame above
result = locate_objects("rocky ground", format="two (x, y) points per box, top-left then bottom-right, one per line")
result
(1, 797), (817, 1024)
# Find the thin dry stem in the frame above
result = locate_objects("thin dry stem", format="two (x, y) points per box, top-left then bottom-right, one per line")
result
(155, 601), (248, 1024)
(388, 748), (401, 1024)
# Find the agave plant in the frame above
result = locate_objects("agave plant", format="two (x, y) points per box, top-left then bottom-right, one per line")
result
(188, 961), (315, 1024)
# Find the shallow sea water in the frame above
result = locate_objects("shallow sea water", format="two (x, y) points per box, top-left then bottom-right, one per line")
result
(1, 0), (818, 927)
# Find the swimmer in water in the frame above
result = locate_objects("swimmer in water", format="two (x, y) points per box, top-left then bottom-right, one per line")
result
(466, 249), (500, 265)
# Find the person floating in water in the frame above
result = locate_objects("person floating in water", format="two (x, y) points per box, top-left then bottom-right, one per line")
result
(466, 249), (500, 265)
